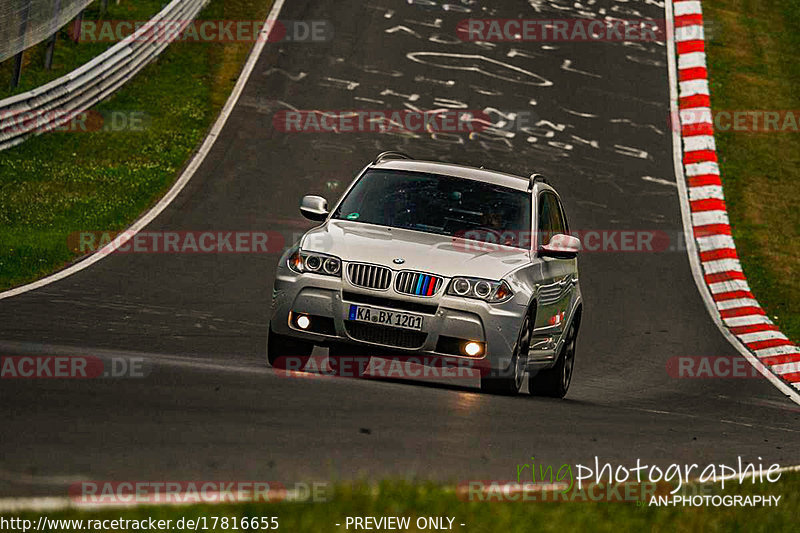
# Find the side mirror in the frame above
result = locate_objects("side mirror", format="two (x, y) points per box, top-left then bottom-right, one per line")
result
(300, 195), (329, 222)
(539, 234), (580, 259)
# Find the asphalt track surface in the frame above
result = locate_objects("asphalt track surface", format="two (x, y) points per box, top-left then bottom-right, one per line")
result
(1, 0), (798, 498)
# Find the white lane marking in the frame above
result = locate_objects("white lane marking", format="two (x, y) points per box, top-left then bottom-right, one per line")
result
(0, 0), (288, 301)
(665, 0), (800, 405)
(0, 489), (310, 513)
(0, 470), (85, 485)
(6, 463), (800, 513)
(641, 175), (678, 187)
(405, 52), (553, 86)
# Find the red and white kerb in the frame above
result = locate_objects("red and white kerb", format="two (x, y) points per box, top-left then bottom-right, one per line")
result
(673, 0), (799, 389)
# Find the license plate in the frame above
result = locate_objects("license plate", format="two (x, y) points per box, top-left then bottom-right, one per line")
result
(347, 304), (423, 331)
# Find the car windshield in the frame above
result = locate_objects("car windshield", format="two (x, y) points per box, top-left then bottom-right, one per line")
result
(332, 169), (532, 249)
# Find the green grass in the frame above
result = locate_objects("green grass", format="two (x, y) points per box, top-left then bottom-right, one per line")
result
(3, 473), (798, 531)
(0, 0), (272, 290)
(703, 0), (800, 343)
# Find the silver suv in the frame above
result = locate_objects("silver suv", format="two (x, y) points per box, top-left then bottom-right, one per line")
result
(268, 152), (583, 397)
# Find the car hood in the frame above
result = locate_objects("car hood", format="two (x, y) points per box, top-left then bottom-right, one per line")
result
(301, 220), (531, 279)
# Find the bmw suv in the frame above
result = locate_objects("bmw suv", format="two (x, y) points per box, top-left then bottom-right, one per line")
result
(268, 152), (582, 397)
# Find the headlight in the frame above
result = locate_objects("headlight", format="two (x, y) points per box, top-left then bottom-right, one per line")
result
(446, 277), (514, 303)
(287, 250), (342, 277)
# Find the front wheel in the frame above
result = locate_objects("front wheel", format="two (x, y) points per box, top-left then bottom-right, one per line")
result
(530, 321), (577, 398)
(266, 326), (313, 370)
(480, 314), (530, 395)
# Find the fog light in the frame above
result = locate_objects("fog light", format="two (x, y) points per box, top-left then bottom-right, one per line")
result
(463, 341), (483, 357)
(296, 315), (311, 330)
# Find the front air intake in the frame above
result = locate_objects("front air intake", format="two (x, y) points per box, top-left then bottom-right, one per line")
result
(395, 271), (443, 297)
(346, 263), (392, 290)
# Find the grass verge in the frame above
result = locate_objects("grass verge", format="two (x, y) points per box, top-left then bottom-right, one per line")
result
(703, 0), (800, 342)
(0, 0), (272, 290)
(2, 473), (798, 531)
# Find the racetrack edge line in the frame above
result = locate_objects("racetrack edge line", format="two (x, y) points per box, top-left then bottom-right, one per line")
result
(1, 465), (799, 513)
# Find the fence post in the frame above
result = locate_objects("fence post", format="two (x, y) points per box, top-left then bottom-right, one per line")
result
(11, 52), (24, 88)
(11, 0), (32, 88)
(71, 9), (85, 43)
(44, 0), (62, 70)
(44, 33), (57, 70)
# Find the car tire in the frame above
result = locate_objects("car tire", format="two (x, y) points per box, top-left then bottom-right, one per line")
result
(327, 343), (371, 378)
(266, 326), (313, 371)
(480, 314), (530, 395)
(530, 321), (577, 398)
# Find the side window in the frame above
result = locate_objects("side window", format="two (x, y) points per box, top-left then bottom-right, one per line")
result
(538, 192), (567, 246)
(537, 193), (553, 245)
(549, 196), (566, 236)
(557, 199), (569, 234)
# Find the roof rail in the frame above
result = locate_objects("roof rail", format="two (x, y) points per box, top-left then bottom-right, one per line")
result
(528, 173), (549, 190)
(373, 151), (413, 164)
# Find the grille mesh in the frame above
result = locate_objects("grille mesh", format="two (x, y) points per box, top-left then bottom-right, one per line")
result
(344, 321), (427, 349)
(347, 263), (392, 290)
(395, 271), (443, 297)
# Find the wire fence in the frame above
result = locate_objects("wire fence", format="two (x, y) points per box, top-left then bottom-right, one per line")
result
(0, 0), (95, 63)
(0, 0), (208, 151)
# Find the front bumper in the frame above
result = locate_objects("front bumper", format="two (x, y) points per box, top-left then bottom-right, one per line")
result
(269, 265), (529, 372)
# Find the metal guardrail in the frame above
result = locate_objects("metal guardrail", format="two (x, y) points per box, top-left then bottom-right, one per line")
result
(0, 0), (208, 152)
